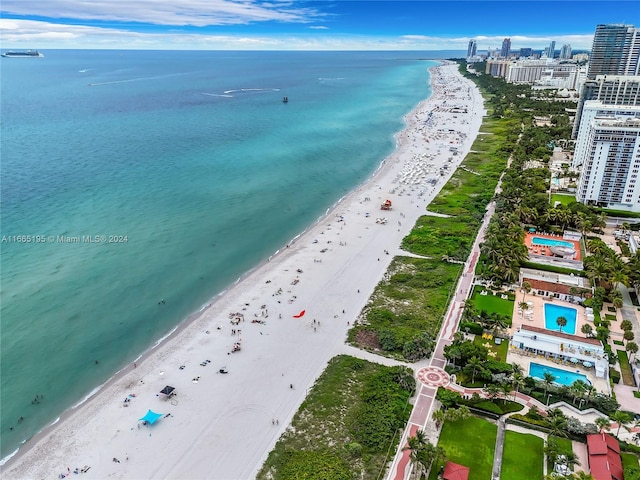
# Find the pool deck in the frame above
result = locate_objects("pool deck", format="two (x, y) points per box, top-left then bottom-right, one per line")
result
(512, 294), (585, 336)
(508, 294), (610, 394)
(524, 232), (582, 261)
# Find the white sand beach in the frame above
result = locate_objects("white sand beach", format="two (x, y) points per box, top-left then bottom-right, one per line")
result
(1, 62), (484, 480)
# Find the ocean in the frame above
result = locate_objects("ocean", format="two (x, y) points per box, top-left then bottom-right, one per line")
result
(0, 50), (440, 461)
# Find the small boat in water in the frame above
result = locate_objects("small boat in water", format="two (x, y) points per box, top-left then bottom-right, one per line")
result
(2, 50), (44, 58)
(282, 96), (288, 103)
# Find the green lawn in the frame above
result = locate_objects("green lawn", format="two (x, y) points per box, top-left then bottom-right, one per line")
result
(500, 431), (544, 480)
(550, 193), (576, 207)
(471, 286), (515, 318)
(617, 350), (635, 386)
(429, 416), (497, 480)
(473, 334), (509, 362)
(546, 436), (574, 472)
(621, 452), (640, 478)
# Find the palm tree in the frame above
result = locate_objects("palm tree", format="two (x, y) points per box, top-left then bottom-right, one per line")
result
(572, 472), (595, 480)
(556, 451), (581, 471)
(571, 380), (589, 404)
(511, 372), (525, 400)
(621, 320), (633, 332)
(581, 324), (593, 338)
(556, 316), (567, 333)
(543, 372), (556, 396)
(544, 437), (560, 465)
(519, 301), (529, 319)
(595, 416), (611, 433)
(548, 415), (568, 437)
(521, 281), (531, 302)
(511, 363), (524, 376)
(626, 341), (638, 361)
(466, 356), (484, 384)
(484, 383), (501, 402)
(432, 409), (445, 428)
(403, 431), (446, 480)
(610, 411), (632, 437)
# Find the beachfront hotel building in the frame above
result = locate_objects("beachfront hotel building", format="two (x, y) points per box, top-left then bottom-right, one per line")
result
(588, 24), (640, 80)
(485, 59), (511, 78)
(572, 102), (640, 212)
(572, 75), (640, 138)
(573, 23), (640, 138)
(506, 58), (583, 90)
(510, 325), (609, 380)
(518, 268), (592, 303)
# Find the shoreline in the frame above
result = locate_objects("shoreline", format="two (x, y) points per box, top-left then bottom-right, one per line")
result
(1, 61), (485, 479)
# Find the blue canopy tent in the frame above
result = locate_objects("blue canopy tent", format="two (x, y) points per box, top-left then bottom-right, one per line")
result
(139, 410), (163, 425)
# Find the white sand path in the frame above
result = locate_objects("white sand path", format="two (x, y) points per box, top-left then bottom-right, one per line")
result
(2, 62), (485, 480)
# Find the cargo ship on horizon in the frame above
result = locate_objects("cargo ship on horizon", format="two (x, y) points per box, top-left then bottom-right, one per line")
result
(2, 50), (44, 58)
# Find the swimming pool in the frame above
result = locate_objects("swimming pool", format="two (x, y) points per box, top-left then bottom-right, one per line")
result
(529, 362), (590, 386)
(544, 303), (577, 334)
(532, 236), (575, 248)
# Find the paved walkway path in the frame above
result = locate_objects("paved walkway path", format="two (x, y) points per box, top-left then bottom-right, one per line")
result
(386, 131), (516, 480)
(386, 197), (495, 480)
(491, 417), (507, 480)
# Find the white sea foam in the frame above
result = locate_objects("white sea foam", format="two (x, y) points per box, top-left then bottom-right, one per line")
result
(152, 326), (179, 349)
(222, 88), (280, 94)
(0, 447), (20, 466)
(202, 93), (233, 98)
(49, 417), (61, 427)
(72, 385), (103, 410)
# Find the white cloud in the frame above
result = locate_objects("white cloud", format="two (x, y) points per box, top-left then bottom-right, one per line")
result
(0, 18), (595, 51)
(309, 25), (329, 30)
(0, 0), (322, 26)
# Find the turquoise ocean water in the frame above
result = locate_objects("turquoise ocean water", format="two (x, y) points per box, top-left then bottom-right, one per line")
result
(0, 50), (442, 460)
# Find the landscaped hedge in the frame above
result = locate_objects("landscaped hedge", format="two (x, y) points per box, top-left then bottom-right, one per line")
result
(472, 400), (523, 415)
(519, 261), (585, 277)
(609, 368), (621, 385)
(459, 321), (484, 335)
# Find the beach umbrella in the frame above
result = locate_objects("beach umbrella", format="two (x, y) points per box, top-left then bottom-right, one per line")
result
(293, 310), (305, 318)
(583, 361), (593, 368)
(569, 357), (579, 363)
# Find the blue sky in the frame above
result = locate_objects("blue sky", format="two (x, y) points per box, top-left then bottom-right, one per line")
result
(1, 1), (639, 50)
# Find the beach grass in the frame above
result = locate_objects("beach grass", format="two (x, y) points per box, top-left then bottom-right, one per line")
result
(500, 431), (544, 480)
(256, 355), (414, 480)
(402, 215), (478, 260)
(349, 256), (461, 360)
(428, 416), (498, 480)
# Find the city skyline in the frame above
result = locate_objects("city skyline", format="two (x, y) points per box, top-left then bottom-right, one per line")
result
(1, 0), (640, 50)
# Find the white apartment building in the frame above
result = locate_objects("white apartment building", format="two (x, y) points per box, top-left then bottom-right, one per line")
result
(573, 102), (640, 211)
(506, 58), (582, 89)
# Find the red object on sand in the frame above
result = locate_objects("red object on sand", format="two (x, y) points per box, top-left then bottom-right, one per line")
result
(293, 310), (305, 318)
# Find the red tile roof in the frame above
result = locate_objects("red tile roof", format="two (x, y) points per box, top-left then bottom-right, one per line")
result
(586, 433), (624, 480)
(520, 325), (602, 346)
(443, 461), (470, 480)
